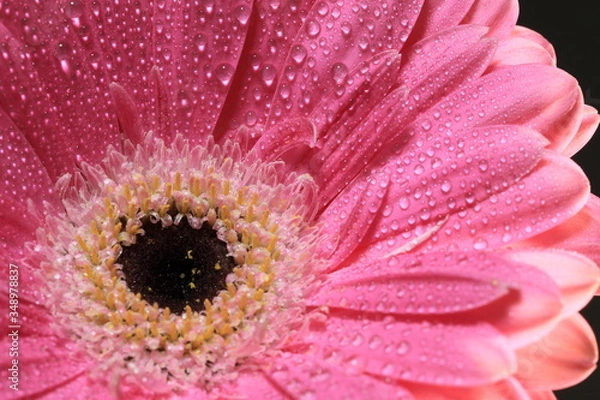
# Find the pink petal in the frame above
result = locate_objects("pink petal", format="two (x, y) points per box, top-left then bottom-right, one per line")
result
(304, 314), (515, 387)
(562, 104), (600, 156)
(267, 0), (425, 126)
(0, 335), (93, 399)
(252, 117), (318, 163)
(305, 51), (402, 202)
(405, 0), (476, 45)
(505, 249), (599, 317)
(435, 63), (582, 152)
(397, 25), (496, 110)
(0, 1), (253, 176)
(305, 25), (497, 205)
(363, 125), (546, 251)
(509, 26), (557, 64)
(402, 377), (530, 400)
(263, 352), (414, 399)
(515, 314), (598, 390)
(0, 18), (120, 177)
(462, 0), (519, 36)
(420, 151), (589, 254)
(312, 250), (564, 347)
(214, 0), (316, 139)
(109, 83), (144, 146)
(0, 110), (59, 224)
(317, 169), (389, 269)
(214, 370), (287, 399)
(520, 194), (600, 273)
(527, 391), (557, 400)
(488, 30), (556, 71)
(309, 251), (515, 315)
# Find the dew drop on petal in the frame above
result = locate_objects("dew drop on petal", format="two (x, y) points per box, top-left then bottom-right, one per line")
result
(215, 63), (234, 86)
(234, 5), (251, 25)
(305, 19), (321, 37)
(65, 0), (84, 18)
(291, 45), (307, 64)
(473, 237), (488, 250)
(399, 197), (410, 210)
(331, 62), (349, 85)
(440, 180), (452, 194)
(397, 341), (410, 355)
(261, 64), (277, 87)
(341, 21), (352, 36)
(478, 160), (489, 172)
(194, 34), (207, 52)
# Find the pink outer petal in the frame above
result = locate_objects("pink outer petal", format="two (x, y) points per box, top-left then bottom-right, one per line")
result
(305, 25), (497, 206)
(504, 249), (600, 317)
(309, 251), (517, 315)
(416, 151), (589, 254)
(462, 0), (519, 37)
(465, 64), (582, 152)
(362, 124), (546, 252)
(562, 104), (600, 157)
(303, 314), (516, 387)
(404, 0), (475, 46)
(0, 335), (97, 399)
(311, 250), (564, 347)
(510, 26), (557, 63)
(0, 17), (120, 178)
(262, 352), (415, 399)
(527, 391), (557, 400)
(519, 194), (600, 276)
(266, 0), (425, 127)
(213, 370), (287, 399)
(487, 31), (556, 71)
(399, 63), (582, 153)
(515, 314), (598, 391)
(401, 377), (530, 400)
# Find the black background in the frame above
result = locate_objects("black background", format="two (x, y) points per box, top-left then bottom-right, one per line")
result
(518, 1), (600, 398)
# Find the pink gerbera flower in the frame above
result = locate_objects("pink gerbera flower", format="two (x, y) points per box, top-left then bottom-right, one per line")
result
(1, 0), (599, 398)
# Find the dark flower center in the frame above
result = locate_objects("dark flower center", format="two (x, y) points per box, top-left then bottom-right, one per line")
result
(119, 217), (235, 314)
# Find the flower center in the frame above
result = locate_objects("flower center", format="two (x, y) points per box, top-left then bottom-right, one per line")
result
(33, 136), (320, 388)
(119, 215), (235, 314)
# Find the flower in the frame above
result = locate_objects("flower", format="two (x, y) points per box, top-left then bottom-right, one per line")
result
(1, 0), (599, 399)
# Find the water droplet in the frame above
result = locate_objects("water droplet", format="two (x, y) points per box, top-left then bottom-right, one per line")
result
(341, 22), (352, 36)
(194, 34), (207, 52)
(440, 180), (452, 194)
(397, 341), (410, 355)
(214, 63), (234, 86)
(317, 2), (329, 16)
(261, 64), (277, 87)
(473, 237), (488, 250)
(352, 333), (364, 346)
(368, 335), (383, 350)
(478, 160), (488, 172)
(234, 5), (251, 25)
(399, 197), (410, 210)
(305, 19), (321, 37)
(54, 42), (72, 74)
(65, 0), (84, 18)
(23, 24), (41, 46)
(420, 119), (431, 131)
(291, 45), (307, 64)
(331, 62), (348, 85)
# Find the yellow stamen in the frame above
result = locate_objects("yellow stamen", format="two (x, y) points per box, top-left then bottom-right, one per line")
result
(174, 172), (182, 191)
